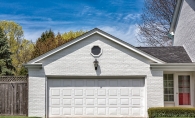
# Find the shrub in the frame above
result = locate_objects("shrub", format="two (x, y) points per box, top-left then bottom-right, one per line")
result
(148, 107), (195, 118)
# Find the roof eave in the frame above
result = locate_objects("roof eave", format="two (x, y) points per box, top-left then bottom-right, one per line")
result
(23, 63), (42, 69)
(150, 63), (195, 71)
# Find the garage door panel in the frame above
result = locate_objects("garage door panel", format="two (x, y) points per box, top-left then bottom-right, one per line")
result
(120, 107), (130, 115)
(109, 89), (117, 96)
(74, 89), (83, 96)
(62, 89), (71, 96)
(86, 98), (95, 105)
(63, 107), (71, 115)
(109, 107), (117, 115)
(98, 89), (106, 96)
(120, 98), (129, 105)
(48, 78), (145, 117)
(63, 98), (71, 105)
(50, 89), (60, 96)
(86, 107), (94, 115)
(74, 107), (83, 115)
(86, 89), (95, 96)
(97, 107), (106, 115)
(51, 107), (60, 115)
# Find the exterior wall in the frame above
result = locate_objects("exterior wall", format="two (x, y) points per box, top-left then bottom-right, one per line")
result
(28, 33), (164, 117)
(28, 69), (46, 117)
(147, 70), (164, 108)
(174, 0), (195, 62)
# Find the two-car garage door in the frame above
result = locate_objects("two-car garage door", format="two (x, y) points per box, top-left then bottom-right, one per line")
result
(48, 78), (145, 117)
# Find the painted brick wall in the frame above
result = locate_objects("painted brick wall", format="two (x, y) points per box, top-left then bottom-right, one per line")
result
(174, 0), (195, 62)
(28, 69), (46, 117)
(28, 33), (164, 117)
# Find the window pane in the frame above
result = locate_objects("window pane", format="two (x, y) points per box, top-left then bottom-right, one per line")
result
(164, 74), (167, 80)
(169, 95), (174, 101)
(168, 74), (173, 80)
(91, 46), (101, 55)
(168, 88), (174, 94)
(164, 81), (167, 87)
(164, 88), (168, 94)
(167, 81), (173, 87)
(164, 95), (168, 101)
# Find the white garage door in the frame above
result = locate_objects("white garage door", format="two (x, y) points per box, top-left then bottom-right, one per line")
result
(48, 78), (145, 117)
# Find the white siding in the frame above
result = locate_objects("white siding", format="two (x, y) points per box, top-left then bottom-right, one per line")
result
(28, 69), (46, 117)
(174, 0), (195, 62)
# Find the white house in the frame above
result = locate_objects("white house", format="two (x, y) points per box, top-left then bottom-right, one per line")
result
(169, 0), (195, 61)
(25, 1), (195, 118)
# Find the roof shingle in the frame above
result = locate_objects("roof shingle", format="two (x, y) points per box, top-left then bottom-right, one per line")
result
(137, 46), (192, 63)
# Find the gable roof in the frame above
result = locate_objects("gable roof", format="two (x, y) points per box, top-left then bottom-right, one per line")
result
(137, 46), (192, 63)
(27, 28), (165, 64)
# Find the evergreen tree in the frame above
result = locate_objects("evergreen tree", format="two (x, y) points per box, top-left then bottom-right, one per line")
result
(0, 28), (15, 75)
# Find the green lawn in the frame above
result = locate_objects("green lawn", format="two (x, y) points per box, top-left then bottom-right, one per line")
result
(0, 116), (40, 118)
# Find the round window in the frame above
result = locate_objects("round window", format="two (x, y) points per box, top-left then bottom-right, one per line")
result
(91, 46), (102, 57)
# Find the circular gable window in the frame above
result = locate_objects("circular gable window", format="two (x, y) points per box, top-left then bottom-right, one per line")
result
(91, 46), (102, 57)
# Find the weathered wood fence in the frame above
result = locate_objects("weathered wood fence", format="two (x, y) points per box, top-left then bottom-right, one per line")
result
(0, 76), (28, 116)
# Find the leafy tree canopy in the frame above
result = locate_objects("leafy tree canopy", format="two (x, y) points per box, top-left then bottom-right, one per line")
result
(0, 20), (34, 75)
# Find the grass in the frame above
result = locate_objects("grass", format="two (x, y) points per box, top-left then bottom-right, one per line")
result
(0, 116), (40, 118)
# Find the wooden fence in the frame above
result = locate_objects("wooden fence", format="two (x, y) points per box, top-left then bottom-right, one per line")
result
(0, 76), (28, 116)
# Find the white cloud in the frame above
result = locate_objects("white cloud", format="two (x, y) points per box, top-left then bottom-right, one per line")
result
(99, 25), (139, 46)
(123, 14), (140, 21)
(23, 30), (43, 42)
(0, 14), (141, 46)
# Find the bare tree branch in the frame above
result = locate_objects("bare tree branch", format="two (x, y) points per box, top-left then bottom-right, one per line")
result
(137, 0), (177, 46)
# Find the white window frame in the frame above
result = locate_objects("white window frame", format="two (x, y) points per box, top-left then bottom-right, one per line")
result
(164, 74), (174, 102)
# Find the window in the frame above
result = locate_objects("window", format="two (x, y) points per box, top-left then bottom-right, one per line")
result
(164, 74), (174, 101)
(91, 46), (102, 56)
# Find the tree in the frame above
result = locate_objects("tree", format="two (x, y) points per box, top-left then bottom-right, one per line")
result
(0, 20), (34, 75)
(0, 28), (15, 75)
(15, 39), (34, 75)
(32, 30), (86, 59)
(137, 0), (177, 46)
(31, 30), (56, 59)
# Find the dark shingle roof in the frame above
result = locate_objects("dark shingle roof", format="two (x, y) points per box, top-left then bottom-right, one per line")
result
(136, 46), (192, 63)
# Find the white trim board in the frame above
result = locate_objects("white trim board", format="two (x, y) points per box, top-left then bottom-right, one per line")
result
(151, 63), (195, 71)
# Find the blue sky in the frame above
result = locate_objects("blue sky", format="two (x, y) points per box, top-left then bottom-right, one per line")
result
(0, 0), (144, 46)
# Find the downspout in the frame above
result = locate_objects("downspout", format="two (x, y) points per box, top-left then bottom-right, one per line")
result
(168, 0), (183, 43)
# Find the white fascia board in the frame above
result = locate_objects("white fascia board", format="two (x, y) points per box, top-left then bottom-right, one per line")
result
(150, 63), (195, 71)
(27, 29), (165, 64)
(23, 63), (42, 69)
(97, 31), (165, 64)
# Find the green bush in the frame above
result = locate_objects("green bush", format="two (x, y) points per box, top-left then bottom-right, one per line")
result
(148, 107), (195, 118)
